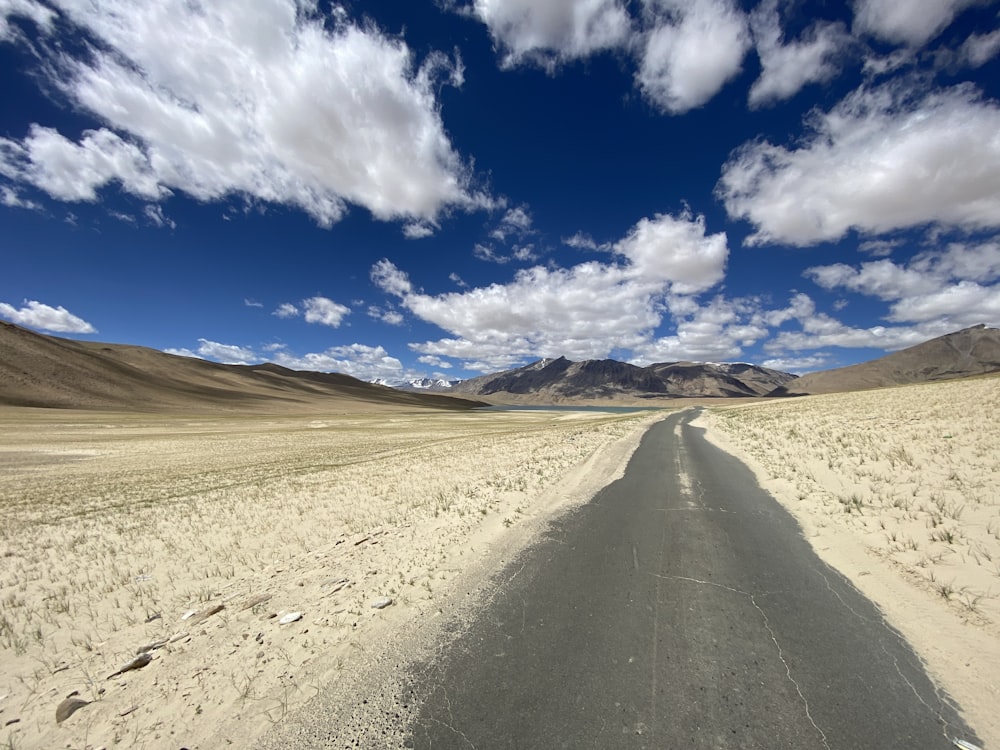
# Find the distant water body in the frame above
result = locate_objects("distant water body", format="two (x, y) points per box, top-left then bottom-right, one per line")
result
(481, 404), (664, 414)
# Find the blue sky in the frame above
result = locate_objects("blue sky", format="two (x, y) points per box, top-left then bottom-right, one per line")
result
(2, 0), (1000, 383)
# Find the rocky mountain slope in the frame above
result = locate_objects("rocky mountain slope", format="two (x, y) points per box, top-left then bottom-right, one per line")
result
(768, 324), (1000, 396)
(449, 356), (797, 401)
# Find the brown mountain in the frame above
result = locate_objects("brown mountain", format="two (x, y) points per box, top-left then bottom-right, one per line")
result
(450, 356), (796, 401)
(0, 322), (485, 412)
(768, 324), (1000, 396)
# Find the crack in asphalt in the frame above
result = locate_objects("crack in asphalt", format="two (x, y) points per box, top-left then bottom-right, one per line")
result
(649, 521), (669, 739)
(652, 573), (832, 750)
(426, 687), (478, 749)
(813, 564), (956, 745)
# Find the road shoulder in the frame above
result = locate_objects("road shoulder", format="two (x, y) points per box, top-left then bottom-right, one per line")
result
(695, 409), (999, 749)
(253, 412), (666, 748)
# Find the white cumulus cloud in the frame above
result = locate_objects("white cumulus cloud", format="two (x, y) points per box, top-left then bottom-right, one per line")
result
(368, 306), (405, 326)
(562, 232), (609, 251)
(273, 343), (404, 380)
(302, 296), (350, 328)
(0, 299), (97, 333)
(719, 81), (1000, 246)
(402, 222), (436, 239)
(194, 338), (258, 365)
(0, 0), (56, 40)
(852, 0), (981, 46)
(760, 354), (832, 374)
(631, 295), (768, 364)
(0, 126), (167, 203)
(0, 0), (485, 226)
(636, 0), (751, 114)
(757, 241), (1000, 356)
(373, 209), (731, 370)
(0, 185), (40, 210)
(143, 204), (175, 229)
(748, 1), (852, 108)
(456, 0), (754, 113)
(271, 297), (350, 327)
(766, 319), (945, 352)
(169, 338), (415, 381)
(490, 205), (533, 241)
(806, 241), (1000, 326)
(959, 27), (1000, 67)
(371, 259), (415, 297)
(613, 210), (729, 294)
(455, 0), (632, 68)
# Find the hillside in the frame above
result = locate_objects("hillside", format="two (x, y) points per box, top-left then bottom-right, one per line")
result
(0, 322), (485, 412)
(449, 356), (796, 401)
(769, 324), (1000, 396)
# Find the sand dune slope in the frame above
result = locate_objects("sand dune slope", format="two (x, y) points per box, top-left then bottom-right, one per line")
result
(0, 322), (482, 412)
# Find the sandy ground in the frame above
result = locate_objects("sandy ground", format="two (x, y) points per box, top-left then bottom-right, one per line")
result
(0, 406), (659, 749)
(699, 375), (1000, 749)
(6, 377), (997, 749)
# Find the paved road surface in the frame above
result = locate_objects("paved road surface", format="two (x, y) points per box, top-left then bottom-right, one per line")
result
(405, 409), (980, 749)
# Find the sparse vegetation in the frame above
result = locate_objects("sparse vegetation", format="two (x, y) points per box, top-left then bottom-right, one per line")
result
(705, 376), (1000, 749)
(0, 405), (653, 750)
(707, 375), (1000, 622)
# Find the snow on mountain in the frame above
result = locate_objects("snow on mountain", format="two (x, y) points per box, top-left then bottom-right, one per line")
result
(369, 377), (462, 391)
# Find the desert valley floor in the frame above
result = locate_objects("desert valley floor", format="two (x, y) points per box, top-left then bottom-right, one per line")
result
(1, 375), (999, 748)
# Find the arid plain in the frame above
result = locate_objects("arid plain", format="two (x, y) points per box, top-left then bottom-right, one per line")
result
(0, 405), (658, 749)
(702, 374), (1000, 748)
(2, 374), (999, 749)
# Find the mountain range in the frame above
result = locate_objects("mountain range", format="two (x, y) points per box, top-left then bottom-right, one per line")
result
(2, 321), (998, 412)
(406, 325), (999, 401)
(444, 357), (796, 401)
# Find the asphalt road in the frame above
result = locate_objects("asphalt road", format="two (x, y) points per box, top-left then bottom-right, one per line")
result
(404, 409), (981, 749)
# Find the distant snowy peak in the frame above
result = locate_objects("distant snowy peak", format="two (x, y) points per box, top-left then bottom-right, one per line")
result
(408, 377), (455, 389)
(525, 357), (561, 370)
(371, 377), (462, 391)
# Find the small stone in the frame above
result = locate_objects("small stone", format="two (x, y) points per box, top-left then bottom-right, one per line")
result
(278, 612), (303, 625)
(239, 593), (271, 611)
(370, 597), (393, 610)
(135, 639), (168, 655)
(107, 652), (152, 679)
(186, 603), (224, 625)
(55, 697), (91, 724)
